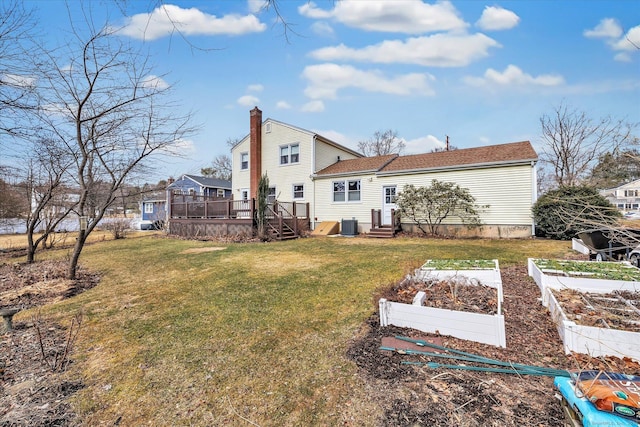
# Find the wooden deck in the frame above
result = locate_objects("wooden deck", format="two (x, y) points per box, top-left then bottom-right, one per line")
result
(168, 195), (310, 240)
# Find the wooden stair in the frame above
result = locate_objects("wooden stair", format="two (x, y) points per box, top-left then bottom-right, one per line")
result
(368, 225), (396, 238)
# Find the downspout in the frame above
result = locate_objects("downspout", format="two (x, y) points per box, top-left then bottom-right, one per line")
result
(531, 160), (537, 236)
(311, 135), (317, 230)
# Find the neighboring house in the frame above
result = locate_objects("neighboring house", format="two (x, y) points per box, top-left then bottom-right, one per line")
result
(231, 107), (539, 238)
(600, 178), (640, 211)
(140, 196), (167, 230)
(167, 174), (232, 199)
(140, 175), (232, 230)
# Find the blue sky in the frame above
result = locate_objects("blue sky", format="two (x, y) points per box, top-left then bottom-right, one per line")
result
(29, 0), (640, 182)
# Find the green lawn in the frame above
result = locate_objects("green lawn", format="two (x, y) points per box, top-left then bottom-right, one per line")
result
(29, 235), (572, 426)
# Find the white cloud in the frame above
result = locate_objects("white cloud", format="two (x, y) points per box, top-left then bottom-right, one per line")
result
(115, 4), (266, 40)
(614, 52), (632, 62)
(404, 135), (443, 154)
(159, 138), (196, 155)
(247, 84), (264, 92)
(0, 73), (37, 88)
(276, 101), (291, 109)
(613, 25), (640, 51)
(248, 0), (267, 14)
(312, 129), (353, 147)
(463, 65), (564, 87)
(476, 6), (519, 31)
(311, 21), (335, 37)
(141, 74), (169, 90)
(585, 21), (639, 61)
(299, 0), (467, 34)
(237, 95), (260, 107)
(301, 100), (325, 112)
(302, 63), (435, 100)
(584, 18), (623, 39)
(309, 33), (500, 67)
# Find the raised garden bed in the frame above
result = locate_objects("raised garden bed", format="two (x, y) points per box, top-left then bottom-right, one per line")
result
(547, 289), (640, 361)
(379, 259), (506, 347)
(527, 258), (640, 307)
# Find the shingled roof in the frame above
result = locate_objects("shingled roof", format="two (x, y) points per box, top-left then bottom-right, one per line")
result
(316, 154), (397, 176)
(315, 141), (537, 177)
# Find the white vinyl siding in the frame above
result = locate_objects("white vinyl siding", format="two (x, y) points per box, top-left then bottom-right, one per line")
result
(313, 164), (536, 227)
(231, 138), (251, 200)
(314, 139), (360, 171)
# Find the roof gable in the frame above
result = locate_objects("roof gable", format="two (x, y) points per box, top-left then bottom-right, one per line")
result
(233, 117), (362, 159)
(315, 141), (537, 177)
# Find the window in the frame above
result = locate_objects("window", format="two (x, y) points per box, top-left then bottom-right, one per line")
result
(268, 187), (276, 203)
(144, 203), (154, 214)
(217, 189), (225, 197)
(280, 143), (300, 165)
(293, 184), (304, 199)
(333, 179), (360, 202)
(241, 152), (248, 170)
(625, 189), (639, 197)
(241, 189), (249, 201)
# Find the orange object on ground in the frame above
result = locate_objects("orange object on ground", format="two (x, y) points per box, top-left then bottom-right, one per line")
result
(573, 370), (640, 421)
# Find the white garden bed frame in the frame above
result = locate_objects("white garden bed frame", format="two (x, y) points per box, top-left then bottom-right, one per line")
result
(379, 259), (506, 348)
(527, 258), (640, 307)
(547, 289), (640, 361)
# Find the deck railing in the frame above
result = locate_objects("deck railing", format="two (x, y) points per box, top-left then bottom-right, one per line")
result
(169, 194), (309, 221)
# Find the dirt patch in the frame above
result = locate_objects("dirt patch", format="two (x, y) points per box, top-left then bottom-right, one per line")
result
(348, 265), (640, 426)
(1, 261), (98, 426)
(180, 247), (227, 254)
(551, 289), (640, 332)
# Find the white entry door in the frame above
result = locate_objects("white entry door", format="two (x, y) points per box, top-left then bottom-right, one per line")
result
(382, 185), (397, 225)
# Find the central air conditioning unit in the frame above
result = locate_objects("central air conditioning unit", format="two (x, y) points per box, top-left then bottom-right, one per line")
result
(341, 218), (358, 236)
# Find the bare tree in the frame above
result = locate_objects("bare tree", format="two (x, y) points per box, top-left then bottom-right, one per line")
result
(201, 137), (239, 179)
(357, 129), (405, 157)
(31, 21), (195, 279)
(539, 102), (636, 188)
(0, 0), (39, 140)
(201, 154), (232, 180)
(20, 140), (77, 262)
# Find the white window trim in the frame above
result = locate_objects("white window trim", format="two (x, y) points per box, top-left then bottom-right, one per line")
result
(292, 183), (304, 200)
(144, 203), (154, 213)
(279, 143), (300, 166)
(240, 152), (249, 170)
(332, 179), (361, 203)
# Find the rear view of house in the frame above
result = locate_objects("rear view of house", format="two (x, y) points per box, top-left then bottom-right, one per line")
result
(230, 107), (538, 238)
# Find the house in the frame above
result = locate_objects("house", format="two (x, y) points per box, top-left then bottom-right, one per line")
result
(167, 174), (232, 199)
(230, 107), (538, 238)
(140, 175), (232, 230)
(140, 195), (167, 230)
(600, 178), (640, 212)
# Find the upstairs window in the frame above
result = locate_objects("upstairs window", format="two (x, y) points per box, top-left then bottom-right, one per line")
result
(625, 189), (639, 197)
(280, 144), (299, 165)
(240, 152), (249, 170)
(333, 180), (360, 202)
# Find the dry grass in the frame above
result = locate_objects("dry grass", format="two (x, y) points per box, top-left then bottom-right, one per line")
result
(9, 234), (574, 426)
